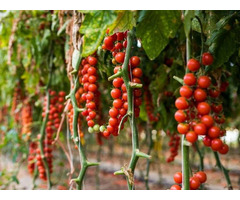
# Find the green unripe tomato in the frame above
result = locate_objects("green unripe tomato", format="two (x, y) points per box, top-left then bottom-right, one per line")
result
(93, 124), (100, 132)
(99, 125), (106, 132)
(88, 127), (94, 134)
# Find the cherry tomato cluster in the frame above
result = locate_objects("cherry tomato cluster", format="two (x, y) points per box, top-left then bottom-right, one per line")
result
(170, 171), (207, 190)
(80, 56), (101, 129)
(101, 31), (143, 137)
(35, 134), (53, 181)
(21, 99), (32, 138)
(144, 85), (159, 122)
(166, 131), (180, 163)
(37, 90), (65, 180)
(27, 142), (37, 174)
(175, 52), (229, 154)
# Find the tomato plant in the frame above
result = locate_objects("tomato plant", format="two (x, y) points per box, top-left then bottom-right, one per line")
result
(0, 10), (239, 191)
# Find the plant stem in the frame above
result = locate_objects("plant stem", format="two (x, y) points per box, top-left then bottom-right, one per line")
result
(39, 50), (54, 189)
(182, 138), (190, 189)
(144, 121), (153, 190)
(116, 29), (151, 190)
(70, 60), (99, 190)
(213, 151), (233, 190)
(181, 27), (191, 190)
(95, 144), (101, 190)
(195, 141), (204, 171)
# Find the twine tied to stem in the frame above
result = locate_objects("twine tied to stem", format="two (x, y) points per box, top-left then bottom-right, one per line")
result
(121, 164), (134, 186)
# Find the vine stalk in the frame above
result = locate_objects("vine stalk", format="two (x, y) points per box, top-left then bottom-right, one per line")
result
(69, 50), (99, 190)
(38, 46), (54, 189)
(213, 151), (233, 190)
(144, 120), (153, 190)
(181, 32), (191, 190)
(114, 29), (151, 190)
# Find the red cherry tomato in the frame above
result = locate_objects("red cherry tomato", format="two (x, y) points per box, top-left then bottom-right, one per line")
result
(208, 126), (220, 138)
(218, 144), (229, 154)
(183, 73), (196, 86)
(109, 118), (118, 127)
(194, 171), (207, 183)
(203, 136), (212, 147)
(209, 89), (220, 98)
(113, 99), (123, 109)
(87, 56), (98, 66)
(170, 185), (181, 190)
(194, 123), (207, 135)
(113, 78), (124, 88)
(186, 131), (198, 143)
(103, 130), (110, 137)
(115, 52), (125, 64)
(194, 88), (207, 102)
(197, 102), (211, 115)
(175, 97), (189, 110)
(88, 84), (97, 92)
(132, 68), (143, 78)
(197, 76), (211, 88)
(177, 123), (189, 134)
(111, 88), (121, 99)
(173, 172), (182, 184)
(104, 36), (114, 50)
(211, 104), (223, 113)
(87, 67), (97, 75)
(130, 56), (140, 67)
(187, 59), (200, 72)
(201, 115), (214, 128)
(202, 52), (213, 66)
(190, 177), (201, 190)
(109, 107), (119, 118)
(211, 138), (223, 151)
(180, 85), (193, 98)
(87, 120), (95, 127)
(174, 110), (187, 123)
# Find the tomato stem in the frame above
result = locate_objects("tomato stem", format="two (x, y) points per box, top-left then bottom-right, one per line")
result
(181, 23), (191, 190)
(213, 151), (233, 190)
(195, 141), (204, 171)
(144, 120), (153, 190)
(39, 48), (54, 190)
(114, 29), (151, 190)
(70, 47), (99, 190)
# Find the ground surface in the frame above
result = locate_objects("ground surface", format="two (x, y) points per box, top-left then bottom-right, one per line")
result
(1, 142), (240, 190)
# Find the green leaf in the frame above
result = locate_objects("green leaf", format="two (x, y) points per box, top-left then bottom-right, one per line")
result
(183, 10), (195, 36)
(149, 65), (168, 102)
(136, 11), (181, 60)
(110, 11), (136, 33)
(206, 13), (238, 68)
(72, 48), (81, 70)
(80, 10), (117, 57)
(209, 31), (236, 68)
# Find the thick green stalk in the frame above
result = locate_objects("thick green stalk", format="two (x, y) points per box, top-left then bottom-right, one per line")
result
(70, 66), (99, 190)
(182, 138), (190, 189)
(114, 29), (151, 190)
(181, 33), (191, 190)
(213, 151), (233, 190)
